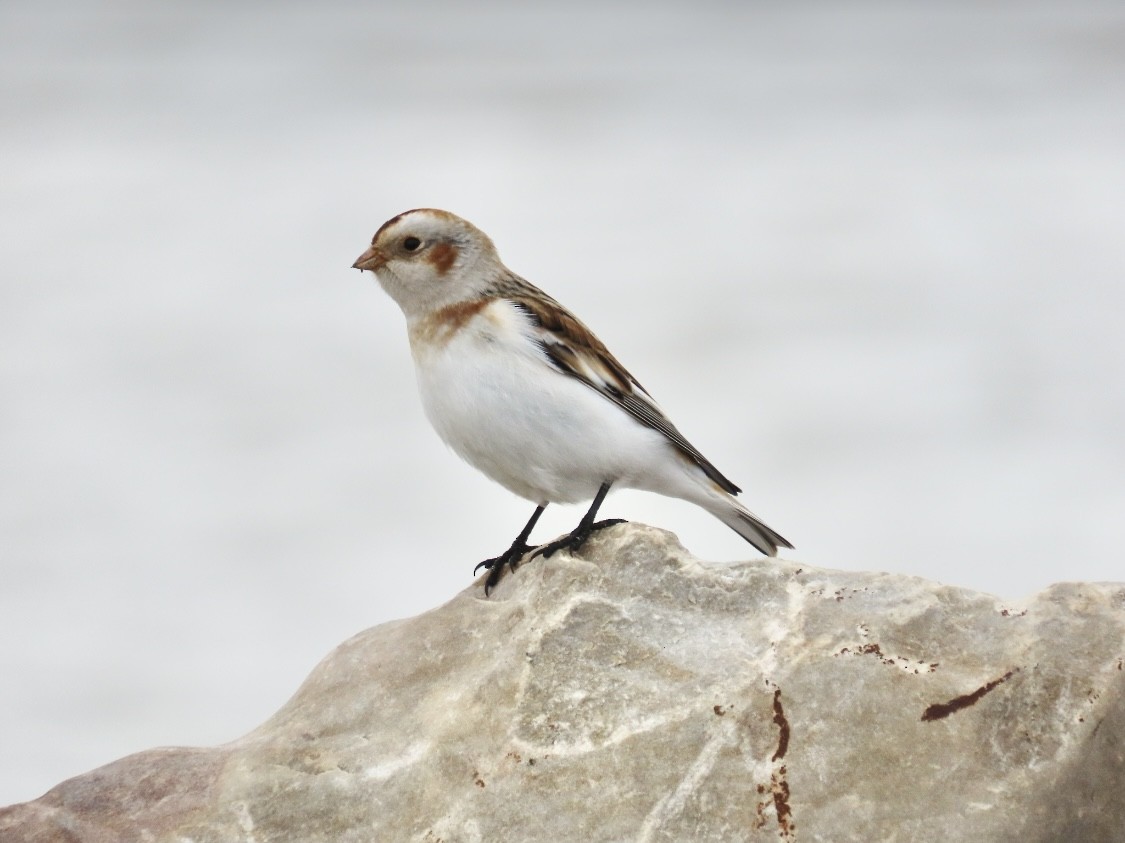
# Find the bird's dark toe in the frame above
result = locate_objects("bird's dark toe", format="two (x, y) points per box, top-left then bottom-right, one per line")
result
(532, 518), (627, 560)
(475, 541), (534, 596)
(590, 518), (626, 533)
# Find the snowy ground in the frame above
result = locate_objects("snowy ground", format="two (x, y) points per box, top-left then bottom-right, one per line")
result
(2, 0), (1123, 805)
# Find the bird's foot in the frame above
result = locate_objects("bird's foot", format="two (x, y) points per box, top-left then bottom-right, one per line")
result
(531, 518), (627, 560)
(475, 540), (535, 596)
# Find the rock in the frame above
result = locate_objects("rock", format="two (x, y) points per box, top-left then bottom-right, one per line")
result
(2, 523), (1123, 842)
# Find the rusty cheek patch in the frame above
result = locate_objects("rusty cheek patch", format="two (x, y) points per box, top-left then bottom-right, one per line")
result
(427, 242), (458, 276)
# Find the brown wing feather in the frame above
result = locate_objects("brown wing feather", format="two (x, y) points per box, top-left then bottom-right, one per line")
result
(508, 292), (742, 496)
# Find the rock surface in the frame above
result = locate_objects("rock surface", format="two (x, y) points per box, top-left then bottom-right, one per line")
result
(2, 523), (1124, 843)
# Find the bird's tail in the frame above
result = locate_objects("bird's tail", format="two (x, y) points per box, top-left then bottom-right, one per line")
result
(708, 497), (793, 557)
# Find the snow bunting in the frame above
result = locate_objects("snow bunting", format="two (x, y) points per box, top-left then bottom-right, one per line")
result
(353, 209), (791, 594)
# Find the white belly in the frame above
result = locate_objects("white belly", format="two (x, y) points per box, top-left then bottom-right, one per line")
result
(407, 304), (666, 505)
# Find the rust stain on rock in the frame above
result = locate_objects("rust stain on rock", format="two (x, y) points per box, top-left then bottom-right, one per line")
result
(772, 765), (795, 839)
(921, 669), (1017, 722)
(771, 689), (790, 762)
(753, 768), (796, 839)
(752, 684), (797, 839)
(753, 784), (768, 830)
(836, 642), (938, 673)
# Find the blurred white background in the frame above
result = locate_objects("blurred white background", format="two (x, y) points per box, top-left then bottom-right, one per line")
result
(2, 0), (1123, 806)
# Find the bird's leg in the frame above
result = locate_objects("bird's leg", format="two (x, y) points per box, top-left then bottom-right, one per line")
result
(532, 482), (625, 560)
(475, 504), (546, 596)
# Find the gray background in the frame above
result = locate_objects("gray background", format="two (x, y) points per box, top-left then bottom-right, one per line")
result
(2, 0), (1123, 805)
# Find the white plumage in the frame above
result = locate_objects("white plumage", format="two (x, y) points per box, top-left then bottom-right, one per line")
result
(353, 208), (791, 593)
(413, 297), (668, 504)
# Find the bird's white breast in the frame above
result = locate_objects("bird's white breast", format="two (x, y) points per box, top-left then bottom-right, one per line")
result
(406, 299), (666, 504)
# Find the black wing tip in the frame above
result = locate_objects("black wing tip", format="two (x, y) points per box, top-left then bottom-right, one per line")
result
(765, 529), (795, 554)
(703, 464), (741, 496)
(721, 476), (742, 496)
(735, 509), (793, 556)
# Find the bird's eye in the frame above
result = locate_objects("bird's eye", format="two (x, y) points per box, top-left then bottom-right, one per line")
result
(402, 236), (422, 252)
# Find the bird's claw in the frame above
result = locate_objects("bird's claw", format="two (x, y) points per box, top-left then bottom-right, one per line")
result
(473, 557), (499, 576)
(475, 541), (534, 596)
(531, 518), (626, 560)
(475, 517), (626, 595)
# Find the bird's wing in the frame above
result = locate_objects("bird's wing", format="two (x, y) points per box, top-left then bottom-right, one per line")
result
(507, 293), (742, 496)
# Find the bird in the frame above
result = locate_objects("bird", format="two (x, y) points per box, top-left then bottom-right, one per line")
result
(352, 209), (791, 594)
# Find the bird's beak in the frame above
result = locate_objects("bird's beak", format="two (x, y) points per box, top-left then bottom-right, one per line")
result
(352, 245), (386, 272)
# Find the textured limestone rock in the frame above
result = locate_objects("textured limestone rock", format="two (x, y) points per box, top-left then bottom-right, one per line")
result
(3, 523), (1124, 842)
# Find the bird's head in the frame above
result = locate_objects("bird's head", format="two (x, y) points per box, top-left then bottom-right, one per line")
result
(352, 208), (502, 318)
